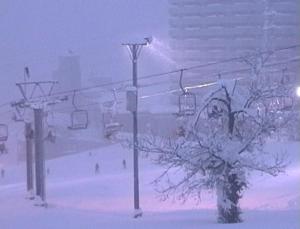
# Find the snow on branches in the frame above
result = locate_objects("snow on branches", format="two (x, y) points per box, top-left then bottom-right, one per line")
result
(138, 53), (297, 223)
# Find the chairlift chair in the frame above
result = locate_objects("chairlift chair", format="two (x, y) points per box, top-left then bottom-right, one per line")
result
(45, 129), (56, 143)
(104, 121), (122, 138)
(11, 105), (25, 122)
(102, 89), (122, 138)
(279, 96), (293, 111)
(178, 70), (197, 116)
(179, 92), (197, 116)
(12, 113), (23, 122)
(0, 124), (8, 142)
(69, 109), (89, 130)
(44, 111), (57, 143)
(0, 142), (7, 154)
(68, 90), (89, 130)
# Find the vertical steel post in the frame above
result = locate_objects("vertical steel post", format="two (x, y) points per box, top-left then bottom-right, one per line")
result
(25, 122), (34, 196)
(132, 44), (140, 212)
(34, 108), (46, 204)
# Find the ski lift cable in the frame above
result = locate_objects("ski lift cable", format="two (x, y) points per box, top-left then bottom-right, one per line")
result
(143, 59), (300, 99)
(0, 102), (11, 109)
(36, 63), (297, 113)
(34, 44), (300, 99)
(2, 56), (299, 113)
(52, 99), (126, 113)
(52, 102), (100, 112)
(0, 110), (13, 117)
(0, 44), (299, 110)
(30, 46), (300, 103)
(0, 43), (298, 72)
(140, 65), (299, 100)
(8, 55), (300, 111)
(43, 54), (300, 103)
(140, 58), (300, 90)
(132, 44), (300, 81)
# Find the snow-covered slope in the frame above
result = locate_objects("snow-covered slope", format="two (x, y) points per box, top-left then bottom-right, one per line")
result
(0, 141), (299, 228)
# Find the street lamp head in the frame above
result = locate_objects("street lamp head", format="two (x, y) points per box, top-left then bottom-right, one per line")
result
(297, 86), (300, 97)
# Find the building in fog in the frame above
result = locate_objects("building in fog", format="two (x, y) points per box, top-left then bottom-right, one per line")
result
(52, 55), (82, 92)
(169, 0), (300, 84)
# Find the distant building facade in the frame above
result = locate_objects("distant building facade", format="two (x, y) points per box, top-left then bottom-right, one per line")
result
(169, 0), (300, 83)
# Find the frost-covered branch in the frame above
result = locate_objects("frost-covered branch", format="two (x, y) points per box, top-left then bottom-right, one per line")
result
(137, 51), (297, 224)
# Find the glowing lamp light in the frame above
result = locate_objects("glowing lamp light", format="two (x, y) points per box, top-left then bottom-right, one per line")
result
(297, 86), (300, 97)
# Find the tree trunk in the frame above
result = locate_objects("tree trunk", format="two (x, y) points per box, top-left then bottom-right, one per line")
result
(217, 168), (243, 223)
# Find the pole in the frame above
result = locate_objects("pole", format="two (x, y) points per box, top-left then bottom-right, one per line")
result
(123, 39), (151, 217)
(132, 44), (140, 214)
(25, 122), (34, 198)
(34, 108), (46, 205)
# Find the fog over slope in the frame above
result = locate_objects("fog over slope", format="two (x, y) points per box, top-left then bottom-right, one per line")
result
(0, 0), (169, 103)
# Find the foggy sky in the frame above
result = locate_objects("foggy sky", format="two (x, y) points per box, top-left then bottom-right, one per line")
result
(0, 0), (169, 104)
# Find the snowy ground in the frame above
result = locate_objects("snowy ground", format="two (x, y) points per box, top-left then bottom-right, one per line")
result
(0, 141), (299, 228)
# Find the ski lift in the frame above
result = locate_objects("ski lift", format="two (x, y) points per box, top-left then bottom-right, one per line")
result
(178, 69), (196, 116)
(0, 143), (7, 154)
(68, 90), (89, 130)
(11, 102), (25, 122)
(12, 112), (23, 122)
(281, 96), (293, 111)
(103, 89), (122, 138)
(0, 124), (8, 142)
(45, 129), (56, 143)
(44, 111), (56, 143)
(103, 119), (122, 139)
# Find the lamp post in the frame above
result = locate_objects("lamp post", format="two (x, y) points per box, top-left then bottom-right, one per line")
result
(123, 37), (152, 218)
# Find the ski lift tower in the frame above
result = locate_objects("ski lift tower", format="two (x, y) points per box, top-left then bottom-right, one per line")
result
(122, 37), (152, 218)
(12, 77), (67, 206)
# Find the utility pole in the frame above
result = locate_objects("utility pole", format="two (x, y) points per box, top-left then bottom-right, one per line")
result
(123, 37), (152, 218)
(25, 122), (34, 199)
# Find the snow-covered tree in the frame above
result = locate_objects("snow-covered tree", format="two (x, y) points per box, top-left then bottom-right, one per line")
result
(139, 55), (297, 223)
